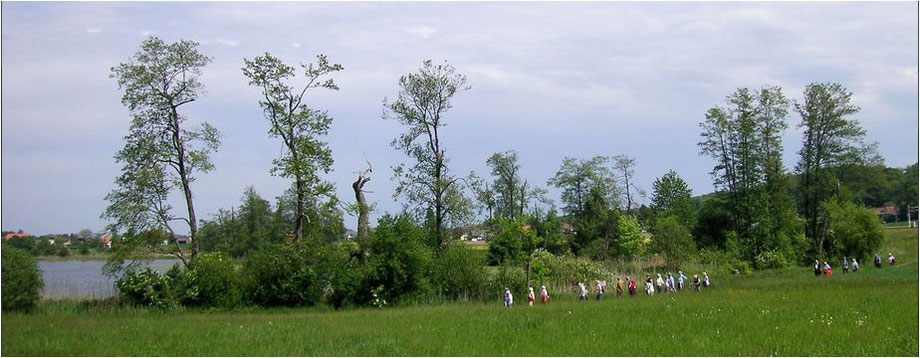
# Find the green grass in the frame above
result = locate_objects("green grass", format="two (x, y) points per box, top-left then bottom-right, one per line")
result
(3, 228), (917, 356)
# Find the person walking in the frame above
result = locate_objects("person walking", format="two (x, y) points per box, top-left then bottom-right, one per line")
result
(888, 253), (896, 266)
(645, 275), (655, 296)
(527, 287), (535, 306)
(702, 272), (710, 288)
(615, 277), (625, 298)
(691, 274), (702, 291)
(678, 271), (687, 290)
(851, 257), (859, 272)
(540, 285), (549, 304)
(595, 280), (604, 301)
(577, 282), (588, 301)
(843, 257), (849, 273)
(655, 274), (665, 294)
(504, 287), (513, 308)
(628, 276), (637, 297)
(874, 254), (882, 268)
(666, 273), (676, 293)
(813, 260), (821, 276)
(823, 261), (832, 277)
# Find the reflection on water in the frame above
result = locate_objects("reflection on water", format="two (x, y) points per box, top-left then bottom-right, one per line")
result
(38, 259), (180, 298)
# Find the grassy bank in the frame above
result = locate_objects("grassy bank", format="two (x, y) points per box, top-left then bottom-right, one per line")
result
(3, 228), (917, 356)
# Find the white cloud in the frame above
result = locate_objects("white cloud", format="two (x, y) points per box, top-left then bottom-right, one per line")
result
(403, 25), (437, 39)
(85, 27), (102, 34)
(291, 42), (301, 48)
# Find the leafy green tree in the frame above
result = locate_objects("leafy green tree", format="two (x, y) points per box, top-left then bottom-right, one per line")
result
(650, 170), (694, 229)
(385, 60), (472, 247)
(547, 156), (619, 255)
(537, 209), (570, 255)
(364, 214), (435, 304)
(795, 82), (878, 255)
(650, 215), (696, 270)
(242, 53), (342, 241)
(488, 216), (542, 288)
(1, 245), (44, 311)
(198, 186), (283, 257)
(821, 199), (884, 260)
(698, 86), (803, 265)
(104, 37), (219, 267)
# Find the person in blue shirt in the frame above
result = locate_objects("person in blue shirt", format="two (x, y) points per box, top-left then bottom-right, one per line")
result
(843, 257), (849, 273)
(677, 271), (687, 291)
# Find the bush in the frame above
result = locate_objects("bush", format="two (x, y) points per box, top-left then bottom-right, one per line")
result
(179, 252), (242, 308)
(433, 245), (490, 300)
(242, 243), (322, 307)
(754, 249), (790, 270)
(2, 246), (44, 311)
(649, 215), (696, 270)
(362, 214), (434, 305)
(489, 265), (526, 299)
(531, 249), (607, 290)
(115, 268), (175, 309)
(822, 200), (885, 261)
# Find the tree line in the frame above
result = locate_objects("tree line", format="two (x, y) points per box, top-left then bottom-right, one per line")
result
(97, 36), (914, 309)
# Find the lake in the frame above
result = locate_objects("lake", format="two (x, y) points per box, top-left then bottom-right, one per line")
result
(38, 259), (180, 299)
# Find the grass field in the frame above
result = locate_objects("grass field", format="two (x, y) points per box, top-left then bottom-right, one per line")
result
(3, 228), (917, 356)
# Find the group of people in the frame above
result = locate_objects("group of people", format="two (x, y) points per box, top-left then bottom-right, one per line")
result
(502, 270), (712, 307)
(813, 253), (896, 277)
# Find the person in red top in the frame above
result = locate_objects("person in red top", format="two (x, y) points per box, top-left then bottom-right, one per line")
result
(627, 276), (637, 297)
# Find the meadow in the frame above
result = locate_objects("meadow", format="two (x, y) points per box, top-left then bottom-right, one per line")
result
(2, 227), (917, 356)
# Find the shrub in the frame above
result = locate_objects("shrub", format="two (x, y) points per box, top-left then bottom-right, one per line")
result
(362, 214), (434, 305)
(242, 243), (322, 307)
(179, 252), (242, 308)
(489, 265), (526, 299)
(433, 245), (490, 300)
(649, 215), (697, 270)
(531, 249), (607, 290)
(754, 249), (790, 270)
(115, 268), (174, 309)
(822, 200), (885, 261)
(1, 246), (44, 311)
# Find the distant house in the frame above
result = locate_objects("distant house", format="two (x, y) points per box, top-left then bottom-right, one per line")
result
(561, 223), (576, 235)
(3, 232), (32, 240)
(100, 234), (112, 248)
(344, 229), (357, 240)
(174, 235), (192, 244)
(873, 205), (900, 222)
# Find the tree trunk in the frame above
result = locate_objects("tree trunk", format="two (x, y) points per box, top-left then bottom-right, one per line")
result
(353, 174), (370, 241)
(294, 177), (306, 241)
(525, 258), (532, 289)
(171, 107), (199, 259)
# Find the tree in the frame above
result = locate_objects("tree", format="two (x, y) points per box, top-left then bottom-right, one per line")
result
(795, 82), (877, 255)
(1, 246), (44, 311)
(105, 36), (219, 267)
(650, 170), (694, 229)
(547, 156), (619, 255)
(612, 154), (641, 213)
(352, 162), (373, 242)
(650, 215), (696, 270)
(242, 52), (343, 241)
(698, 86), (803, 265)
(385, 60), (472, 247)
(198, 186), (282, 257)
(468, 172), (496, 222)
(487, 150), (524, 218)
(78, 229), (94, 241)
(488, 216), (542, 288)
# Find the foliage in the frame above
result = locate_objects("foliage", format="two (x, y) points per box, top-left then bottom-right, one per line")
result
(487, 216), (542, 266)
(432, 245), (490, 300)
(530, 249), (607, 289)
(242, 53), (342, 241)
(179, 252), (242, 308)
(242, 243), (322, 307)
(385, 59), (472, 247)
(651, 170), (694, 229)
(821, 199), (885, 261)
(362, 214), (435, 304)
(1, 246), (44, 311)
(114, 268), (175, 309)
(649, 215), (696, 270)
(198, 186), (285, 257)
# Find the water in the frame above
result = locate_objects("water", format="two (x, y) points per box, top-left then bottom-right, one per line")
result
(38, 259), (180, 299)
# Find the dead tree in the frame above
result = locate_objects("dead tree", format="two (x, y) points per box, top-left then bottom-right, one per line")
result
(352, 161), (372, 241)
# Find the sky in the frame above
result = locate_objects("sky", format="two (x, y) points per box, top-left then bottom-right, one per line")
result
(2, 2), (918, 236)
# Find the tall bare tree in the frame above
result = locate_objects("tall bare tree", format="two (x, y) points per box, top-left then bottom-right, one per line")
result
(352, 162), (372, 241)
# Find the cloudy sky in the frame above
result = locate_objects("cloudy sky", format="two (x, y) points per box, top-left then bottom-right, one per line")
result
(2, 2), (917, 235)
